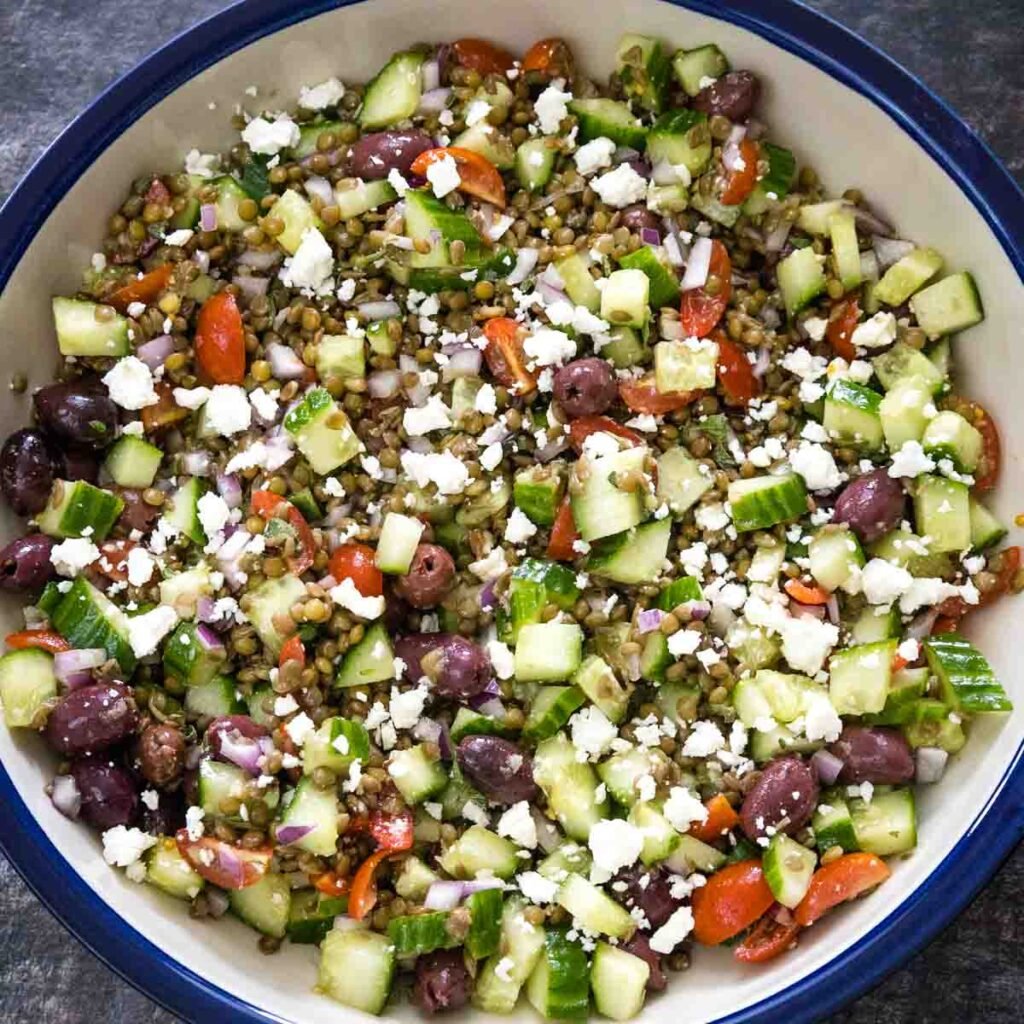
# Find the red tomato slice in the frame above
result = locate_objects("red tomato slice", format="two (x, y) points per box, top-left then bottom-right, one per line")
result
(108, 264), (175, 313)
(175, 830), (272, 890)
(716, 332), (762, 406)
(250, 491), (316, 576)
(783, 579), (831, 606)
(367, 808), (415, 852)
(195, 291), (246, 385)
(452, 38), (516, 75)
(95, 540), (137, 583)
(721, 139), (760, 206)
(567, 415), (643, 453)
(619, 374), (700, 415)
(329, 542), (385, 598)
(692, 860), (775, 946)
(826, 298), (860, 362)
(793, 853), (890, 927)
(687, 794), (740, 843)
(409, 146), (507, 209)
(679, 240), (732, 338)
(734, 915), (802, 964)
(521, 38), (574, 78)
(482, 318), (537, 393)
(313, 870), (351, 898)
(944, 396), (1001, 492)
(546, 497), (580, 562)
(5, 629), (71, 654)
(347, 849), (393, 921)
(279, 634), (305, 669)
(141, 382), (190, 433)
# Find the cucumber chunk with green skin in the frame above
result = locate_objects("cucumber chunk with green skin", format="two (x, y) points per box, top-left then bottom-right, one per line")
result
(874, 247), (943, 306)
(37, 480), (124, 541)
(618, 247), (681, 310)
(796, 199), (850, 236)
(165, 476), (207, 545)
(333, 620), (395, 688)
(640, 631), (672, 682)
(514, 464), (566, 527)
(52, 297), (129, 357)
(728, 473), (807, 532)
(293, 120), (344, 159)
(277, 777), (339, 856)
(909, 271), (984, 338)
(629, 802), (680, 865)
(591, 942), (650, 1022)
(523, 686), (586, 742)
(452, 123), (515, 169)
(198, 759), (279, 824)
(229, 872), (291, 938)
(359, 50), (425, 129)
(51, 577), (136, 673)
(573, 654), (631, 723)
(375, 512), (424, 574)
(514, 622), (583, 682)
(333, 178), (398, 220)
(672, 44), (730, 96)
(808, 527), (865, 592)
(534, 734), (609, 840)
(600, 268), (651, 328)
(656, 446), (713, 517)
(748, 724), (823, 763)
(913, 475), (971, 553)
(812, 792), (860, 854)
(163, 620), (227, 687)
(924, 633), (1012, 713)
(183, 675), (245, 718)
(516, 138), (557, 193)
(902, 700), (967, 752)
(557, 874), (635, 940)
(388, 911), (460, 957)
(969, 497), (1007, 551)
(597, 748), (659, 807)
(318, 928), (395, 1016)
(763, 834), (817, 909)
(449, 706), (516, 743)
(474, 901), (546, 1014)
(0, 648), (57, 728)
(829, 209), (862, 292)
(466, 888), (504, 960)
(601, 325), (648, 369)
(365, 319), (398, 357)
(777, 246), (826, 318)
(439, 826), (520, 880)
(829, 640), (896, 716)
(849, 786), (917, 856)
(655, 336), (718, 392)
(656, 678), (701, 725)
(657, 574), (704, 611)
(286, 890), (346, 944)
(823, 379), (884, 451)
(921, 411), (982, 473)
(743, 143), (797, 215)
(403, 189), (486, 270)
(387, 743), (447, 804)
(246, 575), (307, 657)
(616, 33), (672, 112)
(272, 188), (323, 255)
(284, 387), (362, 474)
(871, 341), (945, 394)
(646, 109), (712, 177)
(158, 564), (213, 620)
(246, 684), (276, 729)
(211, 176), (250, 231)
(538, 844), (592, 881)
(647, 183), (690, 214)
(316, 334), (366, 381)
(527, 928), (591, 1020)
(879, 380), (934, 450)
(289, 487), (322, 523)
(555, 252), (602, 313)
(303, 716), (371, 775)
(586, 518), (672, 586)
(664, 833), (727, 875)
(395, 857), (438, 901)
(144, 838), (205, 900)
(569, 98), (648, 149)
(689, 190), (742, 228)
(103, 435), (163, 488)
(571, 446), (649, 542)
(864, 666), (929, 725)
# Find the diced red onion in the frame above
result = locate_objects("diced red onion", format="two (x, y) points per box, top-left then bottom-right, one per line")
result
(640, 227), (661, 246)
(357, 300), (401, 320)
(613, 146), (641, 164)
(199, 204), (217, 232)
(474, 697), (506, 719)
(751, 347), (771, 380)
(304, 175), (334, 206)
(468, 677), (502, 711)
(872, 236), (915, 271)
(210, 844), (245, 888)
(791, 601), (826, 620)
(916, 746), (949, 784)
(205, 887), (230, 918)
(761, 305), (782, 331)
(764, 218), (793, 253)
(275, 823), (317, 847)
(659, 315), (686, 342)
(722, 124), (748, 172)
(421, 59), (442, 94)
(419, 86), (452, 114)
(437, 720), (452, 761)
(267, 343), (306, 380)
(854, 205), (894, 237)
(532, 807), (561, 853)
(506, 247), (540, 286)
(368, 369), (402, 399)
(479, 580), (497, 611)
(54, 648), (106, 688)
(811, 748), (844, 785)
(236, 248), (282, 270)
(413, 718), (443, 745)
(196, 596), (217, 624)
(404, 436), (433, 454)
(536, 280), (568, 307)
(216, 530), (251, 590)
(662, 216), (690, 267)
(136, 334), (175, 371)
(681, 236), (713, 291)
(770, 903), (795, 925)
(442, 346), (483, 381)
(50, 775), (81, 820)
(825, 594), (840, 625)
(232, 274), (269, 302)
(196, 624), (226, 654)
(216, 473), (243, 509)
(217, 729), (265, 775)
(905, 607), (940, 641)
(535, 435), (569, 464)
(182, 451), (212, 477)
(424, 880), (464, 910)
(318, 575), (338, 590)
(678, 599), (712, 622)
(538, 263), (566, 291)
(636, 609), (665, 634)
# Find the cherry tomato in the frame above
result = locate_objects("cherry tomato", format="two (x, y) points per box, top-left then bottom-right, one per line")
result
(619, 374), (700, 415)
(716, 332), (762, 406)
(313, 871), (351, 898)
(944, 396), (1001, 492)
(94, 540), (137, 583)
(826, 297), (860, 362)
(195, 291), (246, 385)
(347, 849), (393, 921)
(452, 38), (516, 75)
(721, 139), (760, 206)
(794, 853), (890, 927)
(365, 807), (415, 852)
(108, 264), (174, 313)
(933, 544), (1020, 633)
(5, 629), (71, 654)
(175, 830), (272, 890)
(409, 146), (507, 209)
(546, 497), (580, 562)
(521, 38), (574, 79)
(329, 542), (385, 598)
(482, 318), (537, 394)
(783, 579), (831, 606)
(734, 915), (802, 964)
(691, 860), (775, 946)
(567, 415), (643, 453)
(279, 634), (305, 669)
(679, 240), (732, 338)
(141, 382), (190, 433)
(687, 794), (740, 844)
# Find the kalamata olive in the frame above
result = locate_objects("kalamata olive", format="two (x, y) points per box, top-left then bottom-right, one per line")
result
(832, 469), (906, 543)
(0, 429), (57, 515)
(395, 633), (493, 699)
(45, 683), (139, 757)
(456, 736), (537, 804)
(348, 130), (434, 180)
(692, 70), (761, 121)
(620, 934), (668, 992)
(413, 948), (471, 1014)
(830, 725), (915, 785)
(740, 756), (819, 840)
(60, 446), (100, 483)
(135, 723), (186, 787)
(117, 488), (162, 533)
(33, 378), (118, 450)
(553, 358), (617, 418)
(618, 204), (662, 233)
(0, 533), (57, 592)
(140, 788), (186, 836)
(393, 543), (456, 609)
(206, 715), (269, 758)
(70, 759), (139, 830)
(615, 867), (680, 929)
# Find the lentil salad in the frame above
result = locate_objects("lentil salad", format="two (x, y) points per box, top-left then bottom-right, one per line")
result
(0, 28), (1018, 1020)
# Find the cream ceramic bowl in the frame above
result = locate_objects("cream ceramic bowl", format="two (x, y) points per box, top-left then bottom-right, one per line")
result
(0, 1), (1022, 1022)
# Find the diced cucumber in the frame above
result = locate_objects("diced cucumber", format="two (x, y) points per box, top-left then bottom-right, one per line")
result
(165, 476), (207, 546)
(144, 838), (205, 900)
(796, 200), (850, 237)
(452, 123), (515, 169)
(913, 475), (970, 553)
(748, 724), (822, 763)
(629, 802), (680, 866)
(591, 942), (650, 1021)
(365, 319), (398, 357)
(51, 577), (135, 672)
(872, 341), (945, 394)
(277, 777), (339, 856)
(534, 734), (608, 841)
(647, 183), (690, 214)
(829, 640), (896, 715)
(286, 889), (346, 944)
(474, 901), (545, 1014)
(334, 621), (394, 689)
(664, 833), (727, 875)
(557, 874), (635, 940)
(879, 380), (934, 450)
(318, 928), (395, 1016)
(656, 446), (713, 517)
(0, 648), (57, 728)
(586, 518), (672, 586)
(198, 759), (279, 824)
(921, 410), (982, 473)
(849, 786), (917, 856)
(466, 887), (504, 960)
(229, 873), (291, 938)
(808, 527), (865, 592)
(302, 716), (370, 776)
(103, 435), (162, 488)
(829, 209), (862, 292)
(570, 445), (649, 542)
(272, 188), (322, 255)
(210, 176), (249, 231)
(777, 246), (826, 318)
(395, 856), (439, 901)
(655, 336), (718, 392)
(902, 699), (967, 752)
(597, 748), (658, 807)
(516, 138), (557, 193)
(184, 675), (245, 718)
(909, 271), (984, 338)
(514, 622), (583, 682)
(657, 575), (704, 611)
(246, 575), (308, 657)
(290, 487), (322, 524)
(866, 666), (929, 725)
(873, 247), (943, 307)
(849, 604), (901, 645)
(500, 558), (580, 644)
(316, 334), (366, 381)
(689, 190), (741, 228)
(672, 44), (730, 97)
(646, 109), (712, 177)
(294, 120), (344, 158)
(526, 928), (590, 1020)
(924, 633), (1011, 713)
(743, 143), (796, 215)
(573, 654), (630, 723)
(555, 252), (602, 313)
(514, 463), (565, 528)
(37, 480), (123, 541)
(388, 743), (447, 804)
(388, 910), (460, 957)
(823, 379), (884, 451)
(439, 826), (519, 880)
(523, 686), (586, 742)
(284, 387), (362, 474)
(538, 844), (592, 882)
(616, 33), (672, 112)
(360, 50), (425, 129)
(618, 246), (681, 310)
(969, 497), (1007, 550)
(52, 297), (129, 357)
(601, 325), (648, 369)
(601, 268), (650, 328)
(926, 337), (952, 376)
(246, 684), (276, 729)
(569, 98), (647, 149)
(333, 178), (398, 220)
(375, 512), (424, 574)
(728, 473), (807, 532)
(158, 564), (213, 620)
(812, 792), (859, 854)
(762, 834), (817, 908)
(163, 620), (227, 687)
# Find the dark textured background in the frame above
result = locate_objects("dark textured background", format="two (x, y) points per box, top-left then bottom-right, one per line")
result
(0, 1), (1021, 1021)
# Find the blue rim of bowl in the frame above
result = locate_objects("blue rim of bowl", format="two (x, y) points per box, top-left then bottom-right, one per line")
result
(0, 1), (1022, 1021)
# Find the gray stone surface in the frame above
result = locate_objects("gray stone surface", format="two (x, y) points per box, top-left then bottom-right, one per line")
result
(0, 1), (1021, 1021)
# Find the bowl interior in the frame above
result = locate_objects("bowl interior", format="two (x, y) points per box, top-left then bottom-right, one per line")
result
(0, 1), (1021, 1022)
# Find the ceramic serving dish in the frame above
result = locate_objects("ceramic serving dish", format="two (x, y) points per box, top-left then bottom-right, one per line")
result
(0, 1), (1021, 1022)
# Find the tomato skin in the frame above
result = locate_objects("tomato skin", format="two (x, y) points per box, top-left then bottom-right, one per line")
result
(347, 848), (392, 921)
(619, 374), (700, 415)
(567, 415), (643, 453)
(716, 332), (761, 406)
(5, 629), (71, 654)
(794, 853), (890, 927)
(142, 382), (190, 433)
(826, 298), (860, 361)
(452, 38), (515, 75)
(784, 579), (831, 606)
(108, 264), (174, 313)
(279, 634), (305, 669)
(175, 830), (272, 890)
(409, 146), (507, 209)
(932, 544), (1020, 633)
(94, 540), (136, 583)
(679, 240), (732, 338)
(482, 318), (537, 393)
(313, 871), (351, 898)
(691, 860), (775, 945)
(546, 497), (580, 562)
(195, 291), (246, 385)
(521, 38), (574, 78)
(734, 915), (802, 963)
(329, 542), (385, 598)
(687, 794), (740, 843)
(366, 808), (415, 852)
(721, 139), (760, 206)
(250, 491), (317, 575)
(944, 396), (1000, 492)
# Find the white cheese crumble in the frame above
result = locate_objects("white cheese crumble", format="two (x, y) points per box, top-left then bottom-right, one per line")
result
(279, 226), (335, 295)
(403, 394), (452, 436)
(588, 819), (644, 883)
(518, 870), (559, 904)
(400, 450), (471, 494)
(203, 384), (252, 435)
(498, 801), (538, 849)
(570, 706), (618, 760)
(523, 327), (577, 367)
(126, 606), (178, 659)
(790, 442), (845, 491)
(241, 115), (301, 155)
(102, 826), (156, 868)
(298, 77), (345, 110)
(649, 906), (695, 954)
(504, 507), (538, 545)
(682, 720), (725, 757)
(663, 786), (708, 832)
(426, 154), (462, 198)
(184, 149), (220, 178)
(486, 640), (515, 680)
(850, 311), (897, 349)
(50, 538), (100, 577)
(330, 577), (386, 620)
(125, 547), (156, 587)
(465, 99), (492, 126)
(888, 440), (936, 478)
(591, 164), (648, 208)
(574, 137), (616, 176)
(285, 711), (315, 746)
(103, 356), (159, 410)
(534, 82), (573, 134)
